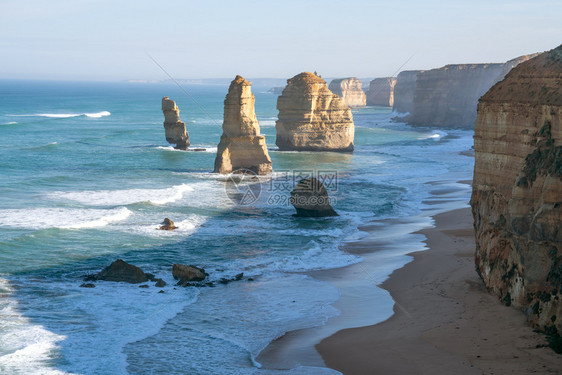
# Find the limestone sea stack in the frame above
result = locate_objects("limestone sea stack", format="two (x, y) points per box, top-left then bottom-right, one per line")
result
(328, 77), (366, 107)
(471, 44), (562, 333)
(366, 77), (397, 107)
(162, 97), (190, 150)
(214, 76), (272, 175)
(276, 72), (355, 152)
(392, 70), (422, 114)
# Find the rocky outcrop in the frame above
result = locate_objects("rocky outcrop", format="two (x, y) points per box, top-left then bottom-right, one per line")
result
(159, 218), (177, 230)
(214, 76), (272, 175)
(172, 263), (207, 284)
(89, 259), (148, 284)
(366, 77), (397, 107)
(470, 45), (562, 334)
(403, 54), (537, 128)
(162, 97), (190, 149)
(276, 72), (355, 152)
(328, 78), (366, 107)
(290, 177), (338, 217)
(392, 70), (422, 113)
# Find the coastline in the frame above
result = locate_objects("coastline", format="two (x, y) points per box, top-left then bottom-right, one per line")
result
(316, 207), (562, 374)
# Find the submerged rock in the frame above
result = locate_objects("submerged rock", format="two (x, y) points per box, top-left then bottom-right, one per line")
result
(329, 77), (366, 108)
(172, 263), (207, 284)
(90, 259), (148, 284)
(290, 177), (338, 217)
(214, 75), (272, 175)
(276, 72), (355, 152)
(159, 218), (177, 231)
(162, 97), (190, 149)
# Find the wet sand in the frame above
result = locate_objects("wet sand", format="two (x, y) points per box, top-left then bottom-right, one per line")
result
(316, 207), (562, 374)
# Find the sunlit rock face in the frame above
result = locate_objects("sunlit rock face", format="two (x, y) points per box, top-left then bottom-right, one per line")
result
(276, 72), (355, 152)
(162, 97), (190, 149)
(471, 45), (562, 333)
(329, 77), (366, 108)
(403, 54), (537, 128)
(393, 70), (422, 114)
(366, 77), (396, 107)
(214, 75), (272, 175)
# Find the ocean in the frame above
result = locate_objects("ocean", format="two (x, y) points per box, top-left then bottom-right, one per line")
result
(0, 79), (474, 374)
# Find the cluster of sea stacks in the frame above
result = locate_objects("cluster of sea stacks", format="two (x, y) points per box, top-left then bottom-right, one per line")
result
(471, 44), (562, 334)
(162, 72), (356, 161)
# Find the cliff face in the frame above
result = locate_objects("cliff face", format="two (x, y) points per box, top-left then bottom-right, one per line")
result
(214, 76), (272, 175)
(162, 97), (189, 149)
(392, 70), (421, 113)
(471, 45), (562, 333)
(328, 78), (366, 108)
(366, 77), (397, 107)
(405, 55), (537, 128)
(276, 72), (355, 152)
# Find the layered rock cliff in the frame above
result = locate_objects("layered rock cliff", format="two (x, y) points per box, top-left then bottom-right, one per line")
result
(328, 78), (366, 108)
(276, 72), (355, 152)
(366, 77), (396, 107)
(214, 75), (272, 175)
(471, 45), (562, 333)
(392, 70), (421, 113)
(404, 54), (537, 128)
(162, 97), (190, 149)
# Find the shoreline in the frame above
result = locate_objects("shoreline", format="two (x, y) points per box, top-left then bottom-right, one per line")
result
(316, 207), (562, 374)
(256, 180), (472, 370)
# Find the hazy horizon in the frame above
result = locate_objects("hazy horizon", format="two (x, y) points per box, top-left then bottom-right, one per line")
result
(1, 0), (560, 82)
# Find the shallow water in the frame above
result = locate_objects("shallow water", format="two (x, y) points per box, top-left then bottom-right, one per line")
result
(0, 79), (474, 374)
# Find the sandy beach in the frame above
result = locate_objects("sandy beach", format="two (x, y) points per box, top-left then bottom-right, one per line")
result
(316, 207), (562, 374)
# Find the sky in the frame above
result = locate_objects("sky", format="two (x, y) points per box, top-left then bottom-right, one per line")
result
(0, 0), (560, 81)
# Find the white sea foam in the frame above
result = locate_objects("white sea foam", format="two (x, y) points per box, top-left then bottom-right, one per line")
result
(0, 207), (131, 230)
(0, 278), (72, 375)
(84, 111), (110, 118)
(7, 111), (110, 119)
(258, 120), (276, 127)
(418, 130), (447, 140)
(1, 122), (17, 125)
(156, 145), (217, 153)
(2, 277), (196, 375)
(48, 184), (194, 206)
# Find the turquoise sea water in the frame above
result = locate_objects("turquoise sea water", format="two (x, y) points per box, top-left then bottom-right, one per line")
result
(0, 79), (474, 374)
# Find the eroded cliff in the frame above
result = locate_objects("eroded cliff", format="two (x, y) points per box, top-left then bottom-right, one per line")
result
(366, 77), (396, 107)
(328, 77), (366, 108)
(392, 70), (421, 114)
(404, 55), (537, 128)
(214, 75), (272, 175)
(276, 72), (354, 152)
(471, 45), (562, 333)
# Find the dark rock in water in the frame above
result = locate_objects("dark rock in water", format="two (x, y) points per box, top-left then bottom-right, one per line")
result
(172, 263), (206, 285)
(290, 177), (338, 217)
(139, 284), (149, 288)
(159, 218), (177, 231)
(80, 283), (96, 288)
(235, 272), (244, 281)
(190, 148), (206, 152)
(90, 259), (148, 284)
(155, 279), (167, 288)
(158, 290), (165, 294)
